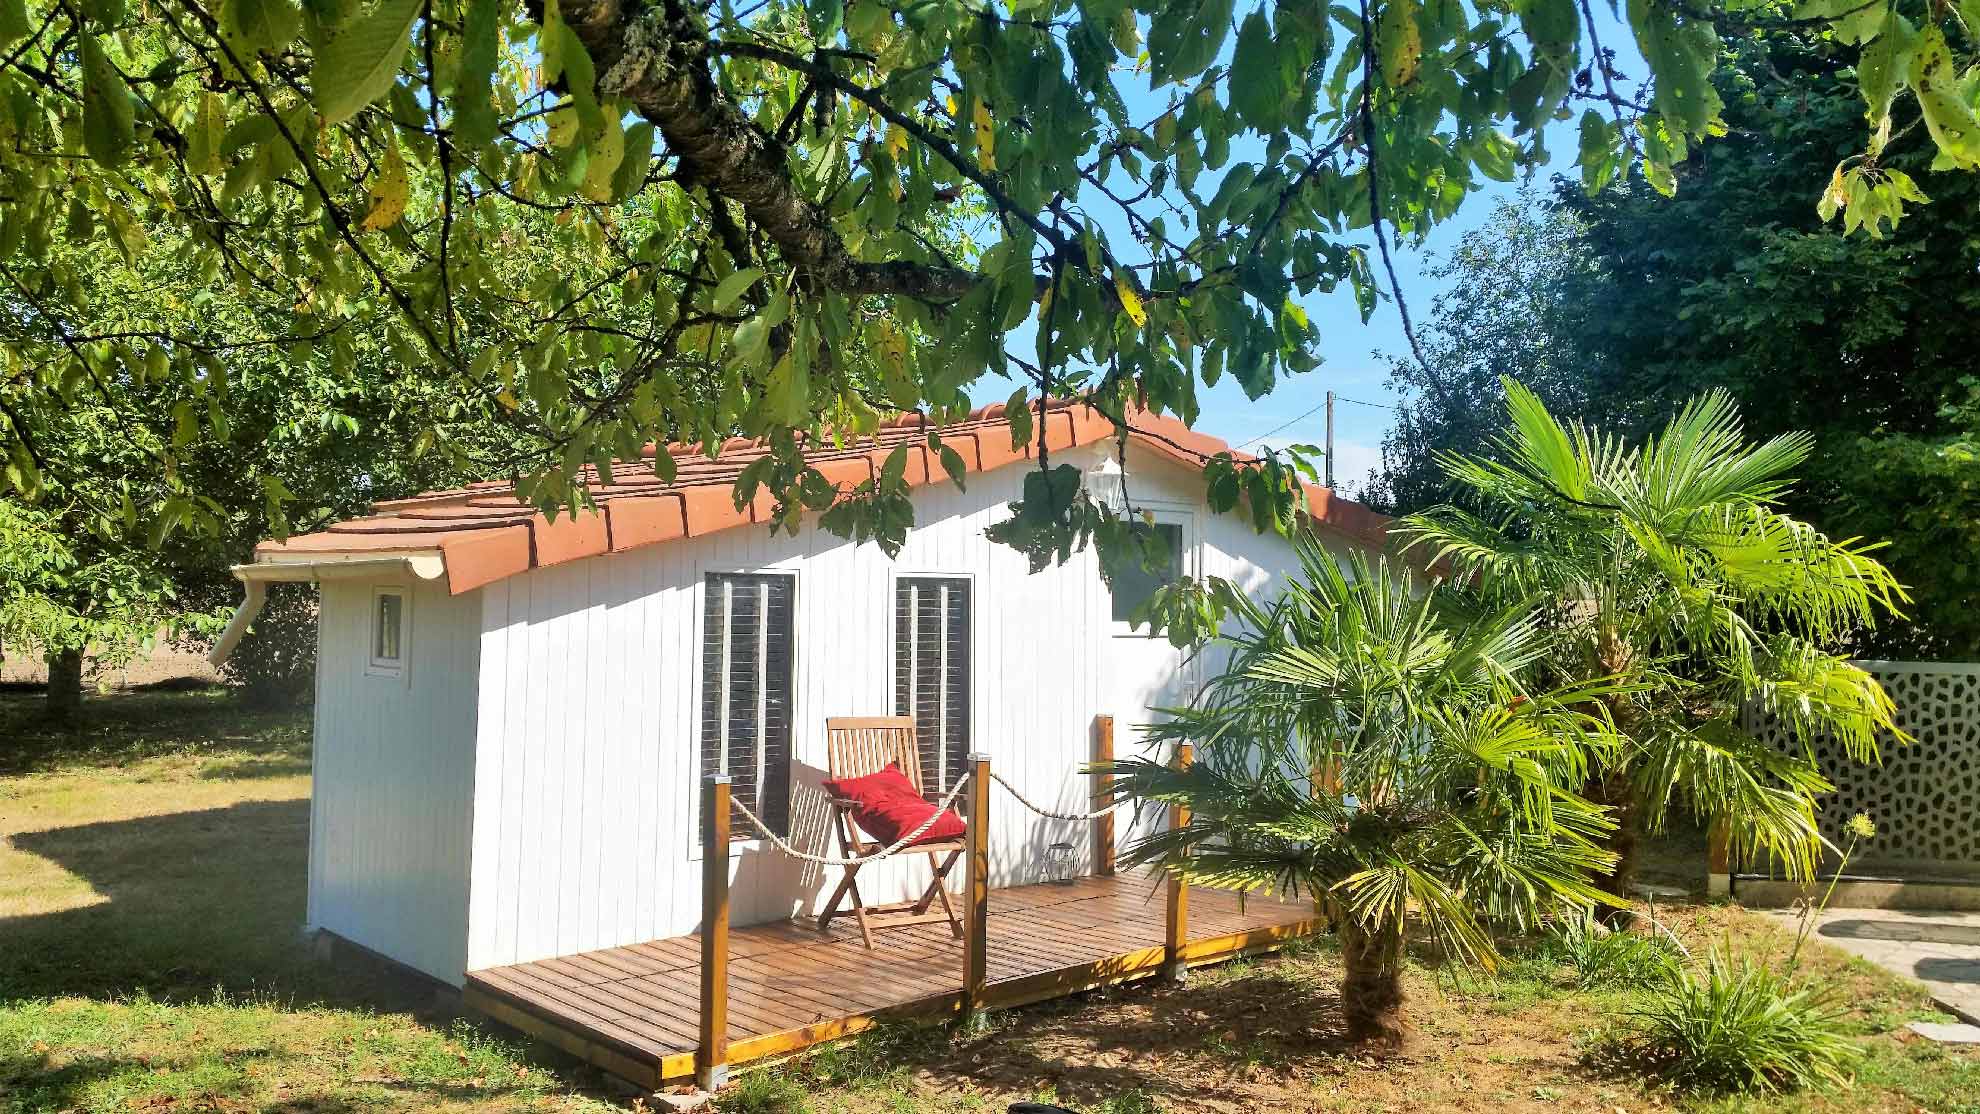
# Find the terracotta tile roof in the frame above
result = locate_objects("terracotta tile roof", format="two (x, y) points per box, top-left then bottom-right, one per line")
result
(252, 398), (1392, 594)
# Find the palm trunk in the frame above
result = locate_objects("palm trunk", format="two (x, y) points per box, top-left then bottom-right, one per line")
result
(1340, 917), (1408, 1051)
(1591, 628), (1642, 921)
(45, 647), (83, 723)
(1593, 774), (1641, 923)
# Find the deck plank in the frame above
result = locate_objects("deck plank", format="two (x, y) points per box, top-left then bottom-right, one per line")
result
(465, 872), (1319, 1087)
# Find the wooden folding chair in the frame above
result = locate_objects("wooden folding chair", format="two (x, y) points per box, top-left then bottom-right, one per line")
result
(817, 716), (966, 948)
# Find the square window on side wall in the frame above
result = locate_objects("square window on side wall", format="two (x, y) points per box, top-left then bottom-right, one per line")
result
(1110, 521), (1186, 629)
(368, 586), (408, 678)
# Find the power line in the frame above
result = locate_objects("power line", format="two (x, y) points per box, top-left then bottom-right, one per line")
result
(1239, 393), (1400, 451)
(1239, 399), (1329, 449)
(1333, 394), (1401, 411)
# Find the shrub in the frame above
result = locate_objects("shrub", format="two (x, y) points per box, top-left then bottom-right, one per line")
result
(220, 583), (317, 709)
(1543, 917), (1680, 989)
(1623, 948), (1859, 1093)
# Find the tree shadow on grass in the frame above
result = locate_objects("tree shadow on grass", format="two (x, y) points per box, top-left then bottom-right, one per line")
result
(922, 965), (1361, 1111)
(0, 689), (310, 778)
(0, 1045), (569, 1113)
(2, 799), (418, 1012)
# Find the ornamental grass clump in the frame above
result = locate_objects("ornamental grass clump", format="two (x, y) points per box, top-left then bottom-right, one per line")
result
(1542, 917), (1680, 989)
(1624, 948), (1858, 1093)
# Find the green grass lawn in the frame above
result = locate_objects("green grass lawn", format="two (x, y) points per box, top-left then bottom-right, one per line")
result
(2, 688), (1976, 1114)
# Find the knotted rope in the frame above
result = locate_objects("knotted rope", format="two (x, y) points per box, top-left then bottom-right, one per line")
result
(988, 770), (1118, 822)
(725, 771), (974, 867)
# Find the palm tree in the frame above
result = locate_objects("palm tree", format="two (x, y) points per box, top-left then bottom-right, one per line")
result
(1111, 542), (1626, 1050)
(1396, 381), (1908, 902)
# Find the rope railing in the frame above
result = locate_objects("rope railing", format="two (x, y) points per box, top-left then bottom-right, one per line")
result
(988, 769), (1119, 822)
(725, 771), (976, 867)
(725, 762), (1126, 867)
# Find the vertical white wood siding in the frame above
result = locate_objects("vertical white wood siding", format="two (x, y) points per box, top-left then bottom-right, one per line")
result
(309, 575), (481, 984)
(453, 442), (1356, 972)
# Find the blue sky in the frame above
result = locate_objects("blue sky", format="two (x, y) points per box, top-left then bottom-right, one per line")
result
(1022, 6), (1648, 497)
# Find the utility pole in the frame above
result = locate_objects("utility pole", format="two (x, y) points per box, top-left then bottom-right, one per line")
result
(1324, 390), (1335, 490)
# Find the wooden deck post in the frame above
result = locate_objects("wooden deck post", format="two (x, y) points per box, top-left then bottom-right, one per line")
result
(697, 775), (731, 1092)
(961, 753), (992, 1021)
(1164, 741), (1193, 983)
(1092, 715), (1115, 877)
(1706, 815), (1731, 899)
(1310, 755), (1339, 924)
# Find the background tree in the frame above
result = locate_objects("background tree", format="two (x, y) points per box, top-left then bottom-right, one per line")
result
(0, 223), (503, 718)
(1364, 196), (1618, 511)
(1376, 28), (1980, 656)
(1113, 542), (1623, 1050)
(1398, 383), (1907, 905)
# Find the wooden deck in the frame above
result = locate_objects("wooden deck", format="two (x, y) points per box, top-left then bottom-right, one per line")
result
(462, 873), (1323, 1087)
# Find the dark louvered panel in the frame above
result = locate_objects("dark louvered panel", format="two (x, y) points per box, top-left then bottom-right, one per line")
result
(701, 572), (795, 837)
(893, 577), (971, 794)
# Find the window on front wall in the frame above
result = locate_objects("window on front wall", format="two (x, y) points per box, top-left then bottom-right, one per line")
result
(368, 587), (406, 676)
(700, 572), (795, 838)
(1110, 522), (1184, 626)
(894, 577), (970, 794)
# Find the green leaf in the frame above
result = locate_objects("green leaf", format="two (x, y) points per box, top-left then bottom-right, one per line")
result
(187, 91), (226, 175)
(1007, 387), (1033, 450)
(310, 0), (423, 125)
(1147, 0), (1236, 83)
(0, 0), (31, 45)
(712, 267), (764, 311)
(1230, 11), (1286, 130)
(224, 0), (300, 53)
(1378, 0), (1422, 88)
(85, 0), (124, 28)
(1627, 0), (1720, 136)
(1577, 110), (1619, 192)
(1856, 9), (1913, 125)
(1516, 0), (1578, 59)
(1909, 26), (1980, 168)
(449, 0), (502, 148)
(1472, 129), (1518, 182)
(610, 121), (654, 203)
(938, 443), (967, 487)
(80, 34), (134, 168)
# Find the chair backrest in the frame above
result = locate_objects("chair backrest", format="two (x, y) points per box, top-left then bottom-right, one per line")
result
(825, 716), (924, 794)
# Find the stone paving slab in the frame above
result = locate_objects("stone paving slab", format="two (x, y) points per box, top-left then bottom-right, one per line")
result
(1767, 908), (1980, 1024)
(1907, 1021), (1980, 1044)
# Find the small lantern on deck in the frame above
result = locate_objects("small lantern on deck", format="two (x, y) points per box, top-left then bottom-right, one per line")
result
(1043, 841), (1077, 884)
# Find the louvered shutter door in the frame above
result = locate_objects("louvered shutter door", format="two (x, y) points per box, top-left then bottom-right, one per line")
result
(700, 573), (795, 836)
(894, 577), (971, 794)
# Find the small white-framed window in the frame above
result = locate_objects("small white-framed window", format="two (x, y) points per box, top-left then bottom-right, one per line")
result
(1109, 512), (1194, 636)
(367, 586), (409, 677)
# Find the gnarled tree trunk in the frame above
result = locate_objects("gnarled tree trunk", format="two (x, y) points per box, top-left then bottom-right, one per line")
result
(1340, 917), (1408, 1052)
(45, 647), (83, 724)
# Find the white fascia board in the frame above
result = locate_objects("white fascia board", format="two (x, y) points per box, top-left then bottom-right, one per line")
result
(207, 552), (446, 665)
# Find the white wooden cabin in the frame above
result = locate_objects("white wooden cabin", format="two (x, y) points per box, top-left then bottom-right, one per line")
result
(212, 400), (1390, 988)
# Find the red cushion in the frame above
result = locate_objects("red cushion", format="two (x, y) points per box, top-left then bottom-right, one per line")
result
(825, 762), (966, 847)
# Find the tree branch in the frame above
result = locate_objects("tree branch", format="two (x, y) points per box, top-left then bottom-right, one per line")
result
(553, 0), (983, 301)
